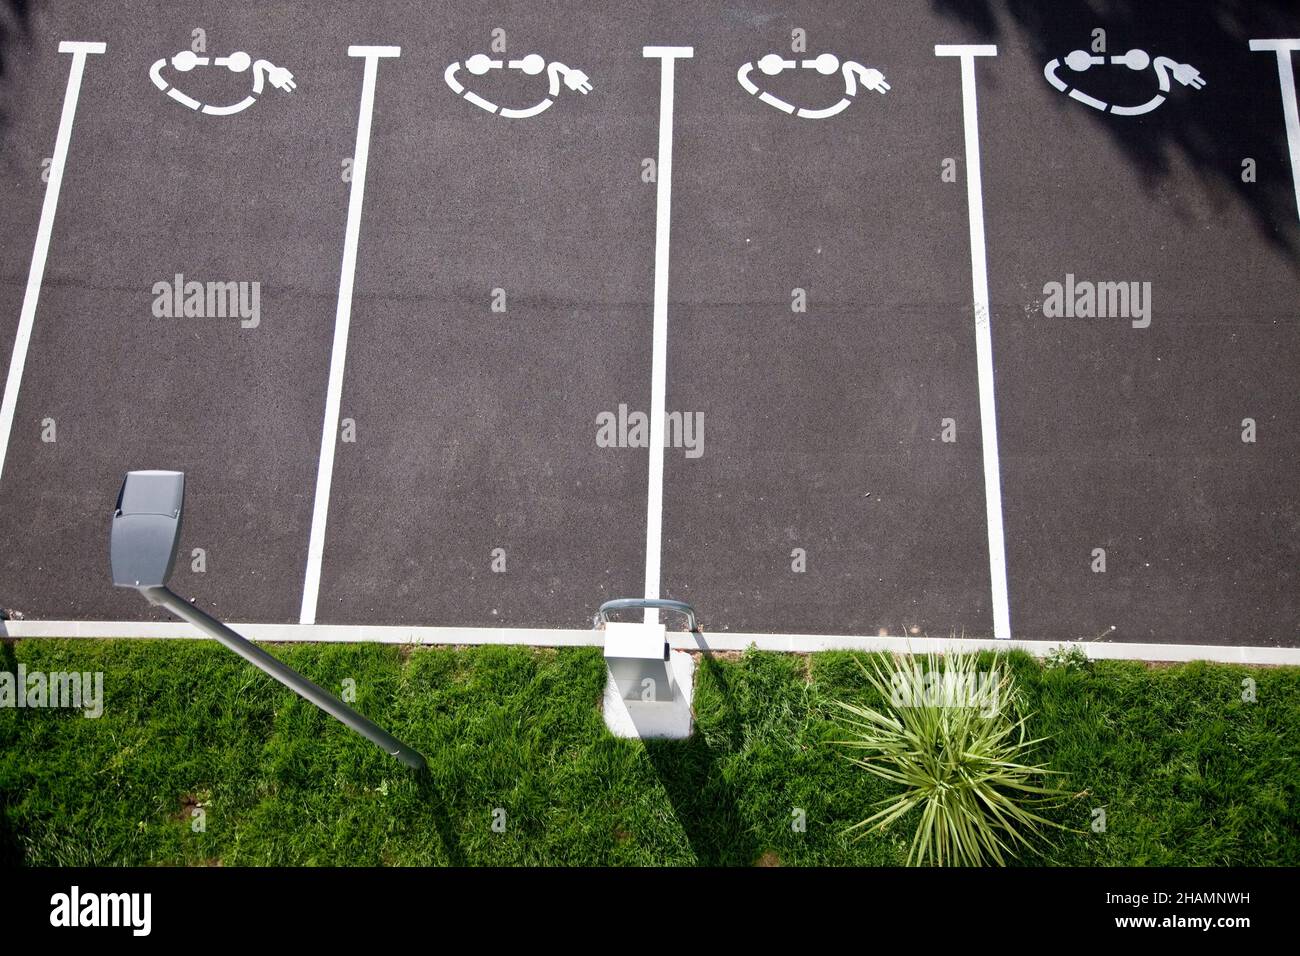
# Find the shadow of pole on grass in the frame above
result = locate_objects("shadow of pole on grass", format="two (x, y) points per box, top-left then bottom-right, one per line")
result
(412, 768), (467, 867)
(640, 654), (762, 867)
(0, 793), (20, 865)
(0, 638), (22, 864)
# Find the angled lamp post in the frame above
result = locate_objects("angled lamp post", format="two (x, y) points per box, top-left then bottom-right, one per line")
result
(110, 469), (425, 770)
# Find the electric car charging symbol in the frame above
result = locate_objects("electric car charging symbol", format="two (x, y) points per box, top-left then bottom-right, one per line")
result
(1043, 46), (1205, 116)
(443, 52), (592, 118)
(737, 52), (890, 119)
(149, 49), (296, 116)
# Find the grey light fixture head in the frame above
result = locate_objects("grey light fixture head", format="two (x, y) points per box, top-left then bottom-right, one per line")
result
(110, 470), (185, 589)
(110, 469), (425, 770)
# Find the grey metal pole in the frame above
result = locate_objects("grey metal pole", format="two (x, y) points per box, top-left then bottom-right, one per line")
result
(143, 586), (426, 771)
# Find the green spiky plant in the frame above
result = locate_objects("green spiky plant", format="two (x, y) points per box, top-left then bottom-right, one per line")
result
(831, 651), (1072, 866)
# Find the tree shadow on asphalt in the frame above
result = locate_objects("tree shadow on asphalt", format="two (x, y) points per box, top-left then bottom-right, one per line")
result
(932, 0), (1300, 257)
(0, 0), (32, 132)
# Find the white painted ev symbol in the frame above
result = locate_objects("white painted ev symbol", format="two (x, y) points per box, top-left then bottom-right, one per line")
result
(1044, 47), (1205, 116)
(443, 52), (593, 118)
(737, 52), (890, 119)
(149, 49), (296, 116)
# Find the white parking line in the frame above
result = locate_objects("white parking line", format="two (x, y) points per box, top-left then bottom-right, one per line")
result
(5, 619), (1299, 666)
(0, 41), (105, 489)
(299, 45), (400, 625)
(1249, 39), (1300, 221)
(640, 46), (693, 624)
(935, 44), (1011, 641)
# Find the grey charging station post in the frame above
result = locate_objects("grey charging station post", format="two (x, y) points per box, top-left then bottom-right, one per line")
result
(596, 597), (698, 701)
(596, 597), (699, 738)
(110, 470), (426, 770)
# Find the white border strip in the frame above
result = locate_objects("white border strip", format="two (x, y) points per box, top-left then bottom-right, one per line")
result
(935, 44), (1011, 641)
(3, 620), (1297, 665)
(639, 46), (693, 623)
(0, 41), (106, 487)
(300, 46), (401, 625)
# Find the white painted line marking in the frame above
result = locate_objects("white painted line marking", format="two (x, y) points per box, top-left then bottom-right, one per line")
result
(149, 50), (296, 116)
(299, 45), (400, 625)
(797, 102), (851, 119)
(1070, 87), (1109, 112)
(737, 54), (890, 119)
(1044, 60), (1070, 92)
(1110, 97), (1166, 116)
(6, 619), (1299, 666)
(641, 46), (693, 624)
(0, 41), (105, 489)
(934, 43), (997, 58)
(443, 54), (588, 119)
(173, 89), (203, 111)
(499, 99), (552, 119)
(935, 44), (1011, 641)
(443, 62), (465, 94)
(464, 90), (498, 113)
(1249, 39), (1300, 221)
(760, 90), (796, 113)
(1043, 49), (1202, 117)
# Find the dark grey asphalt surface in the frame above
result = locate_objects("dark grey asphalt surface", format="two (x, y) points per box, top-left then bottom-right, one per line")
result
(0, 2), (1296, 644)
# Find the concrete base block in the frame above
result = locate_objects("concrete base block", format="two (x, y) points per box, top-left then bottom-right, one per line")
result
(602, 649), (695, 739)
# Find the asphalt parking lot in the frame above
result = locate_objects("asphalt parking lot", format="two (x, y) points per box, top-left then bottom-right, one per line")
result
(1, 1), (1297, 645)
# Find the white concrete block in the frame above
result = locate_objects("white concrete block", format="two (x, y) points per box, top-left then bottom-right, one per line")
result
(602, 649), (695, 740)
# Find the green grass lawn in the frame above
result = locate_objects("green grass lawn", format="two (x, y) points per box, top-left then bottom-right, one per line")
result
(1, 639), (1296, 866)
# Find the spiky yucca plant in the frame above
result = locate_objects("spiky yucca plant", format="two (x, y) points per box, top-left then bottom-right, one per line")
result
(831, 651), (1071, 866)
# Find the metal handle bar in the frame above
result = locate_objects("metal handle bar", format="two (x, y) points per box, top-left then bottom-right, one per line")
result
(594, 598), (700, 632)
